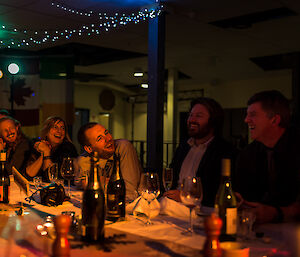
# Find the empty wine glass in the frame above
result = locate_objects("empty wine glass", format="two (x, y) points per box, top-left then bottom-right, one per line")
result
(48, 163), (58, 183)
(162, 167), (173, 192)
(180, 177), (203, 235)
(138, 172), (160, 225)
(60, 157), (75, 197)
(33, 176), (42, 190)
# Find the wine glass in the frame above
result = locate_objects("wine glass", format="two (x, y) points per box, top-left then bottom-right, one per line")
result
(60, 157), (75, 197)
(180, 177), (203, 235)
(138, 172), (160, 225)
(48, 163), (58, 183)
(162, 167), (173, 192)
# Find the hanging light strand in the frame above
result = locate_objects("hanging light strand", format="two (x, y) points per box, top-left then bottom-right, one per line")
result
(50, 0), (162, 20)
(0, 1), (163, 48)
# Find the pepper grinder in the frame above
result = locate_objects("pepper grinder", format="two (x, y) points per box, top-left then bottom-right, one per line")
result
(203, 212), (222, 257)
(52, 214), (71, 257)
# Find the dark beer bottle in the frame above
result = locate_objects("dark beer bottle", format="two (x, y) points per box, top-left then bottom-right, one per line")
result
(106, 155), (126, 222)
(81, 152), (105, 242)
(0, 150), (10, 203)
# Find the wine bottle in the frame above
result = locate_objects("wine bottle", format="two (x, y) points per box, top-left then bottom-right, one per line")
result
(81, 152), (105, 242)
(0, 149), (10, 203)
(106, 155), (126, 222)
(215, 158), (237, 241)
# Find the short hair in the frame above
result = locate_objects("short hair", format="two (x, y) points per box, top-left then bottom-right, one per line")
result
(77, 122), (98, 147)
(41, 116), (72, 143)
(189, 97), (224, 136)
(247, 90), (290, 128)
(0, 116), (19, 127)
(0, 109), (10, 116)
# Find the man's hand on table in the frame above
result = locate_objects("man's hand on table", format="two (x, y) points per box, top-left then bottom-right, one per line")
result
(163, 189), (181, 202)
(240, 199), (278, 224)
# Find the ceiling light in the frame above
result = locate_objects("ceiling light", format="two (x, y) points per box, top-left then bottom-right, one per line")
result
(141, 83), (148, 88)
(134, 72), (143, 77)
(8, 63), (19, 75)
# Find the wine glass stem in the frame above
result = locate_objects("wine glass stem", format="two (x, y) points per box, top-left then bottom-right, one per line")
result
(188, 207), (193, 234)
(68, 179), (70, 196)
(146, 202), (151, 225)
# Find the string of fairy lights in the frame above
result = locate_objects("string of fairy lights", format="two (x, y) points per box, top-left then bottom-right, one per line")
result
(0, 1), (163, 48)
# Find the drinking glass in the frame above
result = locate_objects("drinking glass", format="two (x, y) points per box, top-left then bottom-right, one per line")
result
(238, 208), (256, 240)
(48, 163), (58, 183)
(33, 176), (42, 190)
(138, 172), (160, 225)
(60, 157), (75, 197)
(162, 167), (173, 192)
(180, 177), (203, 235)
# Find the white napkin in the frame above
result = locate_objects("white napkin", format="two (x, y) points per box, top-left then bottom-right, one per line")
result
(127, 195), (160, 219)
(160, 196), (198, 219)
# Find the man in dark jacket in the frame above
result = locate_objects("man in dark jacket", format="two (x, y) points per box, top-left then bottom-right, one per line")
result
(164, 97), (237, 207)
(235, 90), (300, 223)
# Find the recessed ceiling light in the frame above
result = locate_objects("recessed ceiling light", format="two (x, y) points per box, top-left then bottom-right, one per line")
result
(141, 83), (148, 88)
(134, 72), (143, 77)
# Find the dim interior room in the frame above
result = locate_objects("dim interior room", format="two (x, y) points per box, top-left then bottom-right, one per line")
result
(0, 0), (299, 165)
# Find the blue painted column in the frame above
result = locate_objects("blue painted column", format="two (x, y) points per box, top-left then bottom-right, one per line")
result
(146, 10), (165, 174)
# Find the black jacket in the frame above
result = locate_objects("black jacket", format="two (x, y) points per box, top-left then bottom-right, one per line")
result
(170, 136), (237, 207)
(234, 126), (300, 206)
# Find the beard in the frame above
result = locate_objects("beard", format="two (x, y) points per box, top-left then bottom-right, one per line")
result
(187, 122), (213, 139)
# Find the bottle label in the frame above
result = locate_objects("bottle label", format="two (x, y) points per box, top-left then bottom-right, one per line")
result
(0, 152), (6, 162)
(226, 207), (237, 234)
(107, 194), (116, 201)
(107, 210), (119, 216)
(0, 186), (3, 201)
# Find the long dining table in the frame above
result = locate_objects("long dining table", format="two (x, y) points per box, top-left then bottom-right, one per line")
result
(0, 180), (297, 257)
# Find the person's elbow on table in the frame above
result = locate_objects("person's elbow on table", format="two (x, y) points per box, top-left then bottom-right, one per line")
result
(163, 189), (181, 202)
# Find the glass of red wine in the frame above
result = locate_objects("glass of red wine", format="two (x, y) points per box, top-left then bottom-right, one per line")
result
(60, 157), (76, 197)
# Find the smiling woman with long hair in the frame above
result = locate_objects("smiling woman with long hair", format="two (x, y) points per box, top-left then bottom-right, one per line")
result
(26, 116), (78, 181)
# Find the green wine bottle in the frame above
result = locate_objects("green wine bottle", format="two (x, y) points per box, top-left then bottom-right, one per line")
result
(215, 158), (237, 241)
(81, 152), (105, 242)
(106, 155), (126, 222)
(0, 149), (10, 204)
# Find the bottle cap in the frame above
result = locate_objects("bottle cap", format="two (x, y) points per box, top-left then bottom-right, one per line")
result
(221, 159), (231, 176)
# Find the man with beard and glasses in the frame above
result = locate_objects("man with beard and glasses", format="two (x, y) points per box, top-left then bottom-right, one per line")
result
(235, 90), (300, 223)
(164, 97), (237, 207)
(75, 122), (142, 202)
(0, 116), (31, 176)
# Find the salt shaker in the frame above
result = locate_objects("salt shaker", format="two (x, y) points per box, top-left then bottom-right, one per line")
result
(203, 212), (222, 257)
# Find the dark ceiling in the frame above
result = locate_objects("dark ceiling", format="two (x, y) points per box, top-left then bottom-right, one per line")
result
(1, 0), (300, 91)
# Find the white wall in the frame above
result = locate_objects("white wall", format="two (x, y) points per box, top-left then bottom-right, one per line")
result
(209, 74), (292, 109)
(74, 84), (130, 139)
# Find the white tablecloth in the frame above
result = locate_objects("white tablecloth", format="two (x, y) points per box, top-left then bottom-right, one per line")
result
(4, 182), (296, 257)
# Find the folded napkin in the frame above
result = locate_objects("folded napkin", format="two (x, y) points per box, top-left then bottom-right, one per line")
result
(160, 196), (198, 219)
(127, 195), (160, 219)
